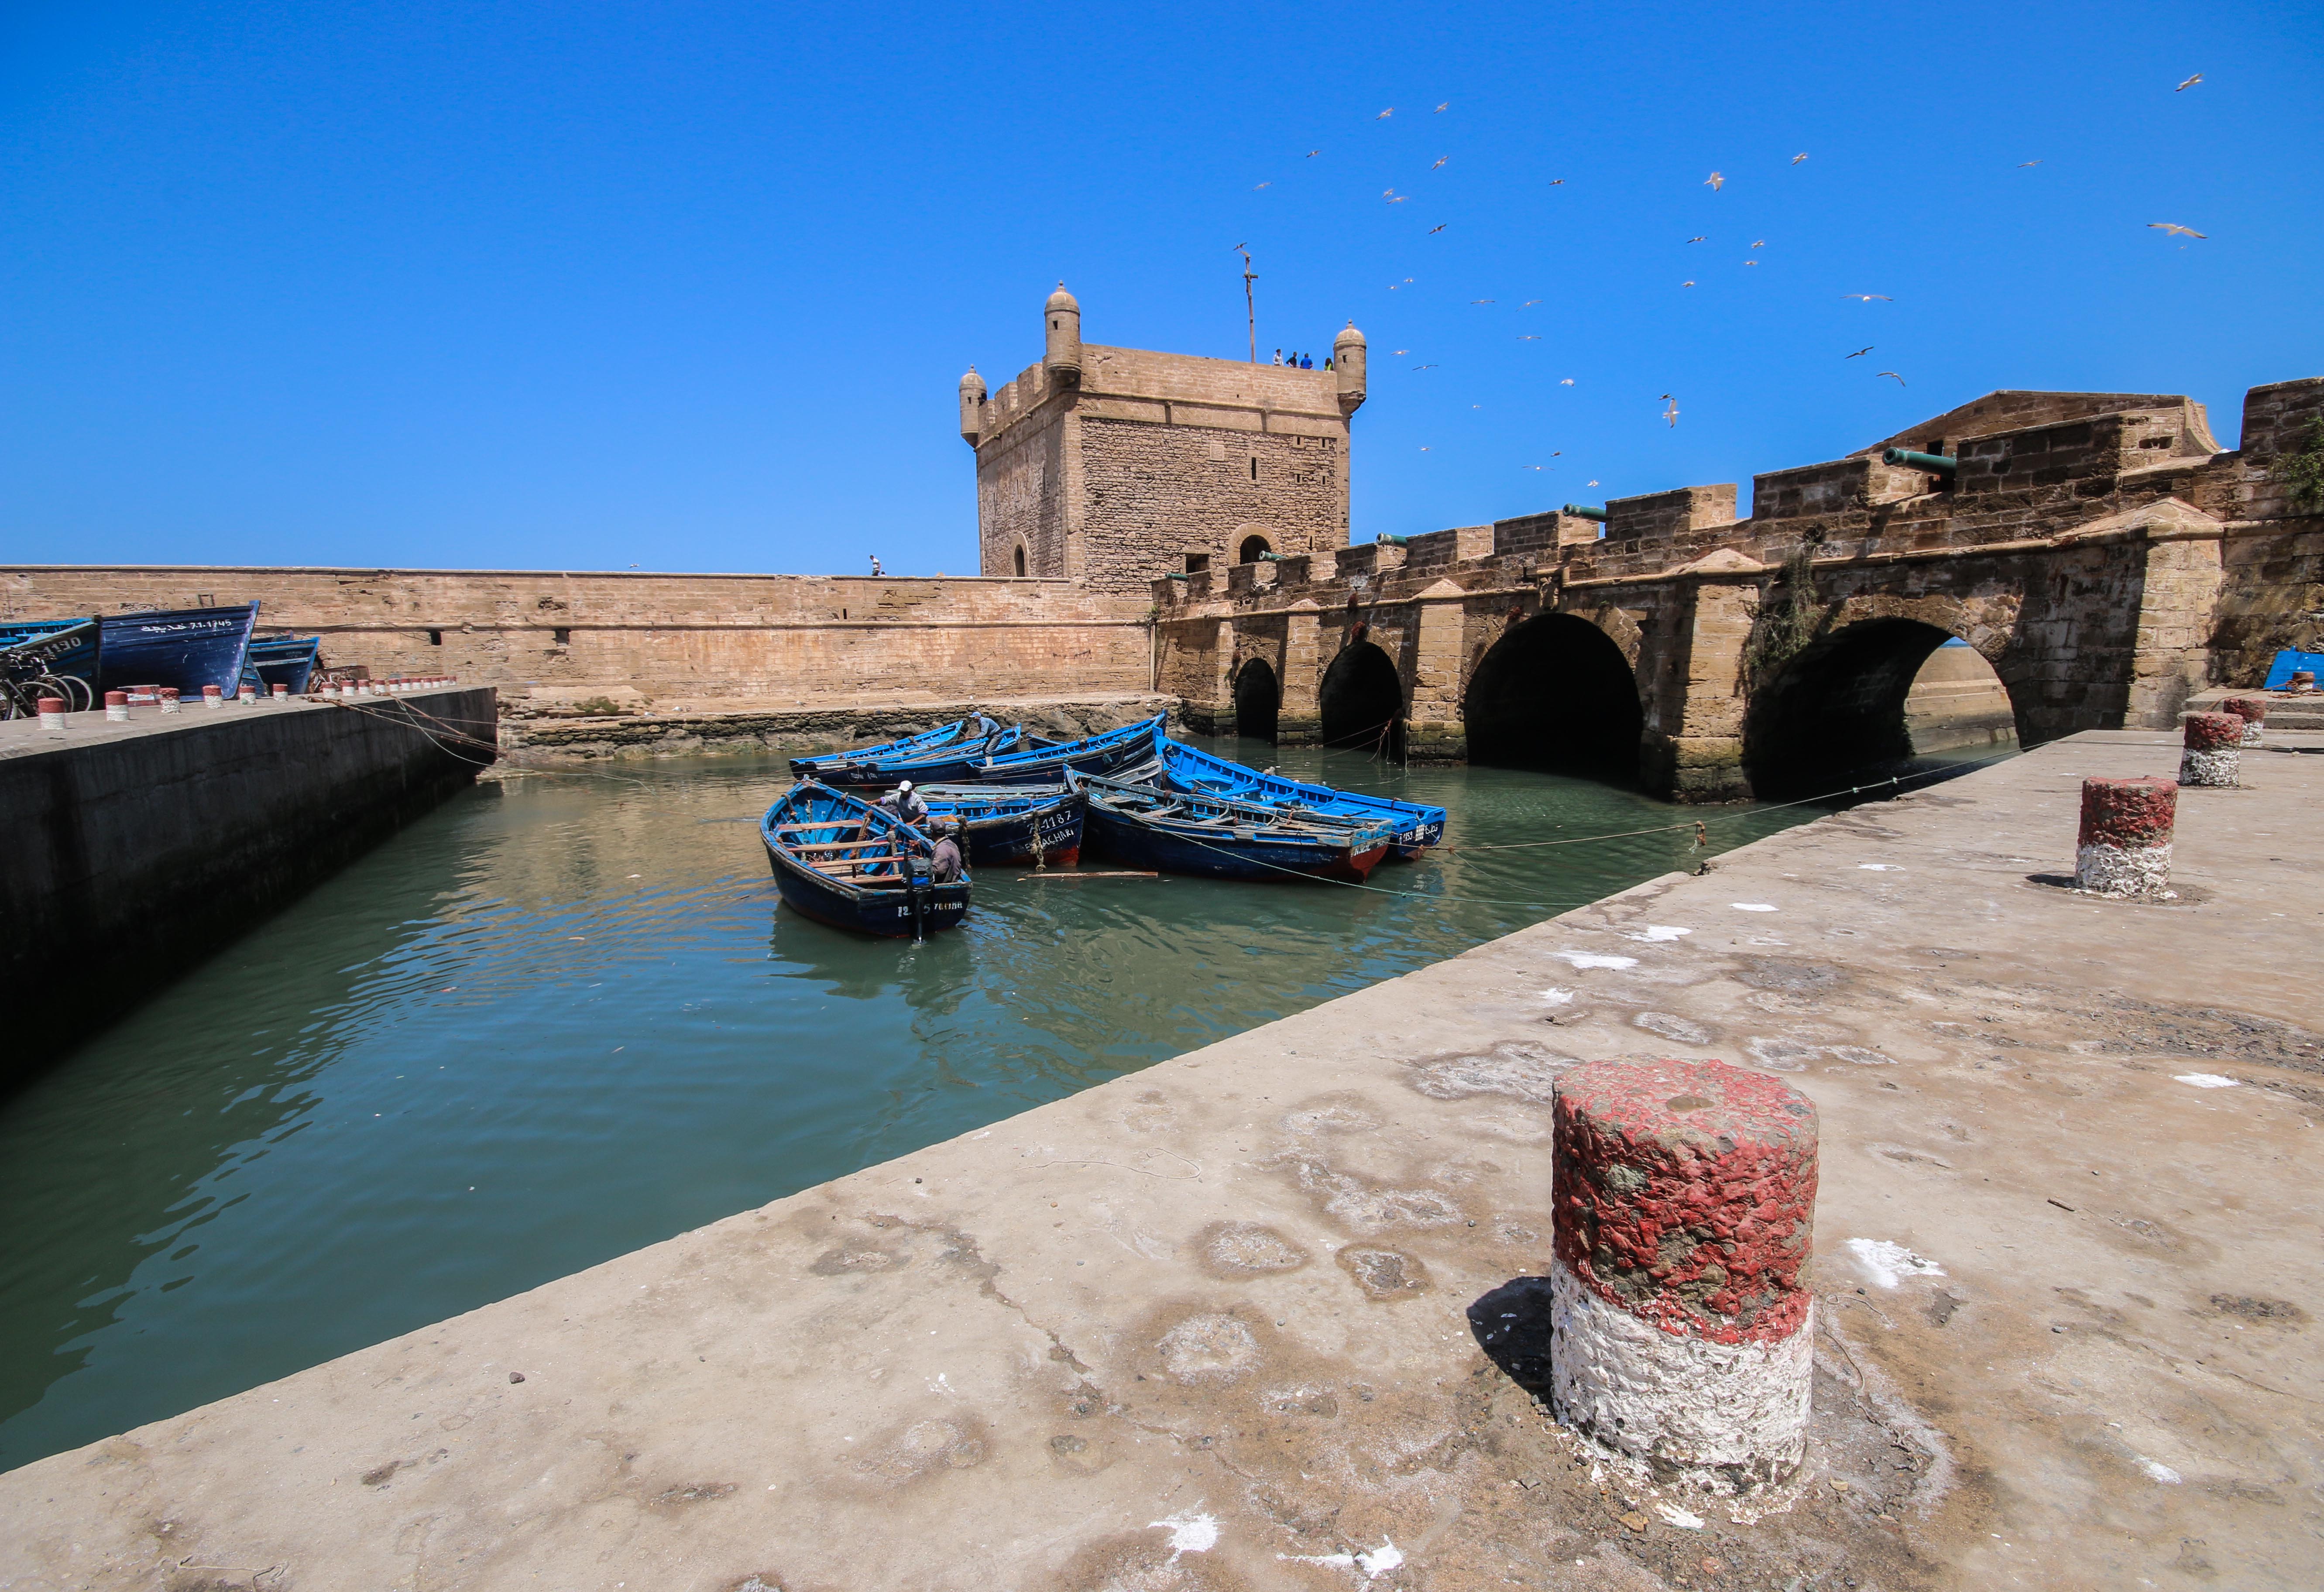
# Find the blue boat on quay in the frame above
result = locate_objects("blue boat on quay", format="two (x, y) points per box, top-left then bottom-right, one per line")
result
(760, 781), (970, 938)
(802, 720), (1039, 788)
(915, 783), (1084, 867)
(788, 715), (1002, 781)
(1071, 771), (1396, 884)
(96, 604), (261, 697)
(968, 714), (1167, 786)
(247, 635), (324, 695)
(1145, 729), (1447, 858)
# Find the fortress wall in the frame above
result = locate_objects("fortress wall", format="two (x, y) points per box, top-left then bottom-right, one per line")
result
(0, 566), (1154, 712)
(1078, 420), (1341, 590)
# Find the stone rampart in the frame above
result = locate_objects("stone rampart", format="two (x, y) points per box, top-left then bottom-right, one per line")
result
(0, 567), (1155, 718)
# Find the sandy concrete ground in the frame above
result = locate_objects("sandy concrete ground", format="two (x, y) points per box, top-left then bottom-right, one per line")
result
(2, 729), (2317, 1592)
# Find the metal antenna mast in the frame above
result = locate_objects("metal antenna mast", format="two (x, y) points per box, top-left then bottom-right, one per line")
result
(1234, 244), (1257, 363)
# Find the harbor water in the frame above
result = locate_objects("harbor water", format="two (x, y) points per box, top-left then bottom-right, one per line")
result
(0, 738), (1965, 1470)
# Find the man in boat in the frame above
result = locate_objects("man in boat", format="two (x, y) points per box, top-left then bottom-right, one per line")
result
(928, 819), (965, 884)
(879, 779), (931, 829)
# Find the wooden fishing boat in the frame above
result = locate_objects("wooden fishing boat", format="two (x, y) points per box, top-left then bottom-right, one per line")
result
(788, 716), (1001, 780)
(803, 720), (1040, 788)
(968, 714), (1169, 786)
(759, 781), (970, 938)
(1144, 730), (1447, 859)
(1071, 771), (1395, 884)
(247, 635), (323, 695)
(96, 604), (260, 698)
(914, 782), (1084, 867)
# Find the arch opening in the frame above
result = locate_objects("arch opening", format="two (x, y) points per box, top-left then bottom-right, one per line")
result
(1012, 544), (1027, 577)
(1232, 658), (1280, 743)
(1462, 615), (1644, 784)
(1319, 640), (1405, 760)
(1237, 533), (1272, 566)
(1744, 620), (2015, 800)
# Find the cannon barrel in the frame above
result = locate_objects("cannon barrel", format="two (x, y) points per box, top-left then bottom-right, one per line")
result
(1562, 504), (1608, 522)
(1257, 550), (1291, 563)
(1374, 532), (1411, 546)
(1882, 447), (1957, 479)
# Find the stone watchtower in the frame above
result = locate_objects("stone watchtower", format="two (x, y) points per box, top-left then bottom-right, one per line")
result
(958, 286), (1366, 591)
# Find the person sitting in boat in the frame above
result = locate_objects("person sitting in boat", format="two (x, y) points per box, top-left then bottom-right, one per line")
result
(878, 779), (930, 828)
(928, 820), (965, 884)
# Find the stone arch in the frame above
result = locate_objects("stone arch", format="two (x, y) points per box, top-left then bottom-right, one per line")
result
(1744, 617), (2019, 799)
(1320, 639), (1405, 760)
(1463, 614), (1645, 782)
(1235, 527), (1275, 566)
(1012, 542), (1028, 578)
(1233, 656), (1280, 743)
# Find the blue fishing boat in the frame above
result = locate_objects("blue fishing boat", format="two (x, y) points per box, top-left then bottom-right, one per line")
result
(806, 720), (1037, 788)
(915, 782), (1084, 867)
(0, 618), (100, 712)
(1145, 730), (1447, 859)
(1071, 771), (1395, 884)
(789, 715), (1002, 780)
(760, 780), (970, 938)
(968, 714), (1169, 786)
(247, 635), (323, 694)
(96, 604), (259, 697)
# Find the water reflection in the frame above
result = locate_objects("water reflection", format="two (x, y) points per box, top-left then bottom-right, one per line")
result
(0, 737), (1983, 1470)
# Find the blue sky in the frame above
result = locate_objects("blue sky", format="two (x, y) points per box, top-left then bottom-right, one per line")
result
(4, 1), (2318, 574)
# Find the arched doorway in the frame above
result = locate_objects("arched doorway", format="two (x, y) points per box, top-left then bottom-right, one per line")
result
(1233, 658), (1280, 742)
(1320, 640), (1405, 760)
(1904, 638), (2019, 756)
(1744, 619), (2014, 799)
(1238, 533), (1273, 565)
(1012, 544), (1027, 577)
(1462, 614), (1644, 783)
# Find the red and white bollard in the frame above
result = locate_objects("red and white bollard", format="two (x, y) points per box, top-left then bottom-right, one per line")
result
(104, 690), (130, 722)
(38, 696), (69, 733)
(2221, 696), (2264, 747)
(203, 685), (224, 709)
(1550, 1057), (1818, 1495)
(160, 687), (182, 714)
(271, 683), (288, 702)
(2076, 775), (2176, 896)
(2179, 711), (2242, 788)
(237, 684), (259, 703)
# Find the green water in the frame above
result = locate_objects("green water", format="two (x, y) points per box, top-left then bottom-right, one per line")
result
(0, 738), (1898, 1470)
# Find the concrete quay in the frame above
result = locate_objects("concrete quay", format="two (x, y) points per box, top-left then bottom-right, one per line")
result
(1, 729), (2317, 1591)
(502, 691), (1175, 761)
(1, 688), (496, 1081)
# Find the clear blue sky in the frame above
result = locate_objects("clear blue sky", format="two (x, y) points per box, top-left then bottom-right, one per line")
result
(4, 2), (2318, 574)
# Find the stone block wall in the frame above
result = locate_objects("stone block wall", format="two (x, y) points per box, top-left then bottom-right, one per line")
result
(1607, 484), (1737, 543)
(1080, 419), (1342, 585)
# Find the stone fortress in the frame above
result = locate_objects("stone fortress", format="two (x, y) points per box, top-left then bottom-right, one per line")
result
(3, 284), (2319, 799)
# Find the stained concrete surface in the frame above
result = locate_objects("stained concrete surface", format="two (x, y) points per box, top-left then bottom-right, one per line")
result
(0, 729), (2316, 1591)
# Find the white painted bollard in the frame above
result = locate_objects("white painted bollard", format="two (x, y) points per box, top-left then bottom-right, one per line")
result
(2221, 696), (2264, 747)
(2075, 776), (2176, 896)
(1550, 1057), (1819, 1495)
(271, 683), (288, 702)
(2179, 712), (2241, 788)
(160, 687), (181, 714)
(38, 696), (68, 734)
(237, 684), (259, 703)
(104, 690), (130, 722)
(203, 685), (224, 709)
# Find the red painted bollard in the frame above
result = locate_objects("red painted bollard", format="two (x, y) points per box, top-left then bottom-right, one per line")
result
(2075, 775), (2176, 896)
(1550, 1057), (1818, 1495)
(104, 690), (130, 722)
(38, 695), (68, 731)
(2221, 696), (2264, 747)
(203, 685), (224, 709)
(237, 683), (258, 703)
(2179, 711), (2241, 788)
(160, 687), (181, 714)
(271, 683), (288, 701)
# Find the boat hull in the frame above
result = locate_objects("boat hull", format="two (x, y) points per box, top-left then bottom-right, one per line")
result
(959, 802), (1083, 867)
(96, 604), (260, 697)
(1082, 804), (1387, 883)
(789, 717), (999, 781)
(969, 715), (1168, 786)
(759, 780), (971, 938)
(1151, 734), (1446, 858)
(762, 838), (971, 936)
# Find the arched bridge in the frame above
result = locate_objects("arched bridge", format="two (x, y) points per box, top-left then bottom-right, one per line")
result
(1154, 379), (2324, 800)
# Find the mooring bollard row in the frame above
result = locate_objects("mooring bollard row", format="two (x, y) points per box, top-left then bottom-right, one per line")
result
(2220, 696), (2265, 746)
(2075, 775), (2176, 896)
(1549, 1056), (1818, 1495)
(2179, 711), (2242, 788)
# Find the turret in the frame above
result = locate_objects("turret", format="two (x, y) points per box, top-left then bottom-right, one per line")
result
(1044, 284), (1082, 385)
(1333, 322), (1367, 414)
(958, 366), (986, 445)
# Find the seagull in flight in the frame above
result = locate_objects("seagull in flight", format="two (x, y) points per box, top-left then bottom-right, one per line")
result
(1792, 152), (1809, 164)
(1750, 239), (1764, 247)
(1306, 149), (1322, 158)
(2018, 159), (2043, 167)
(1877, 371), (1907, 386)
(1413, 364), (1438, 371)
(2149, 222), (2206, 237)
(1377, 107), (1394, 120)
(1522, 298), (1541, 306)
(1471, 298), (1496, 304)
(1431, 155), (1449, 169)
(1435, 101), (1450, 112)
(1253, 182), (1270, 189)
(1843, 293), (1893, 302)
(1587, 479), (1599, 486)
(1546, 178), (1565, 186)
(2176, 72), (2203, 90)
(1392, 349), (1409, 356)
(1846, 346), (1874, 358)
(1661, 395), (1680, 426)
(1680, 280), (1696, 287)
(1428, 223), (1447, 234)
(1743, 259), (1758, 266)
(1560, 378), (1575, 385)
(1519, 334), (1541, 340)
(1705, 172), (1724, 190)
(1686, 236), (1707, 243)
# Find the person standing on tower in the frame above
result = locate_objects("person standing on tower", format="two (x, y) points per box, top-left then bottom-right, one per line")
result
(1272, 348), (1283, 366)
(869, 555), (884, 576)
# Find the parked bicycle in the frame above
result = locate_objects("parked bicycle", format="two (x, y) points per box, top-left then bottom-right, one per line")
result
(0, 620), (97, 719)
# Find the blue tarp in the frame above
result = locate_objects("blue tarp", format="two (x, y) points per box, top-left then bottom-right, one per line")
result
(2262, 649), (2324, 690)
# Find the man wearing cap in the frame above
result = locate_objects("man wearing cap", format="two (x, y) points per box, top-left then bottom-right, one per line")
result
(879, 779), (930, 829)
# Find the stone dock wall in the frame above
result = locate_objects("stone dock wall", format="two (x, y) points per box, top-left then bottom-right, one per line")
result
(0, 567), (1156, 719)
(0, 687), (497, 1080)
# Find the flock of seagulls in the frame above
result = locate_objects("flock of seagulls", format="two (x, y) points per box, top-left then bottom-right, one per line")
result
(1235, 68), (2213, 480)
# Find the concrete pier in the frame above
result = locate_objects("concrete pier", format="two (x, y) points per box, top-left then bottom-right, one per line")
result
(0, 727), (2316, 1590)
(1, 687), (496, 1081)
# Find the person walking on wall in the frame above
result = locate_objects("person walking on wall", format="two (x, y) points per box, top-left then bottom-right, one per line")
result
(869, 555), (884, 576)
